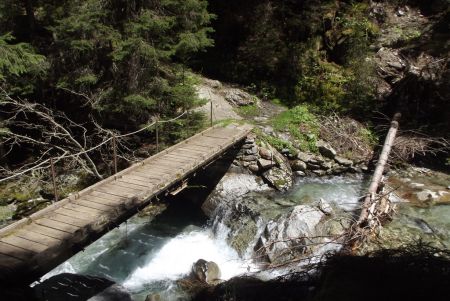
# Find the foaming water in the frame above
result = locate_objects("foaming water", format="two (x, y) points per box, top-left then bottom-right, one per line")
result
(39, 203), (253, 300)
(124, 227), (250, 290)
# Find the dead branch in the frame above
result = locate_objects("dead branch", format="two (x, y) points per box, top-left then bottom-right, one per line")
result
(0, 88), (107, 180)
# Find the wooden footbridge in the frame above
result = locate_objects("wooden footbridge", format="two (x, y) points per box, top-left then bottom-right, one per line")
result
(0, 124), (252, 284)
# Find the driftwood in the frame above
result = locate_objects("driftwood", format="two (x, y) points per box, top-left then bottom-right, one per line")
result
(357, 113), (401, 229)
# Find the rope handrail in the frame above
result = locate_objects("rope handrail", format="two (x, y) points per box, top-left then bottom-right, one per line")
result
(0, 110), (189, 183)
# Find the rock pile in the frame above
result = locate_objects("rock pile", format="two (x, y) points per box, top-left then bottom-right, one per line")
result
(234, 136), (293, 191)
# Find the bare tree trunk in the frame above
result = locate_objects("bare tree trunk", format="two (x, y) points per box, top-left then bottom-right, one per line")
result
(357, 113), (401, 227)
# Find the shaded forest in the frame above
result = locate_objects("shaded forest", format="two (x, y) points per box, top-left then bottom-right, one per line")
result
(1, 0), (449, 179)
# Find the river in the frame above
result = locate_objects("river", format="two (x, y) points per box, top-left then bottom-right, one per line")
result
(38, 174), (449, 300)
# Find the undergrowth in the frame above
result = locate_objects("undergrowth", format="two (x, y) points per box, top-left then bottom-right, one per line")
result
(270, 105), (319, 152)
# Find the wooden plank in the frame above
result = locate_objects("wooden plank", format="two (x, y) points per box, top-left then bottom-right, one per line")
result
(26, 224), (69, 240)
(117, 178), (154, 188)
(0, 242), (35, 260)
(54, 207), (92, 221)
(0, 253), (23, 268)
(0, 236), (47, 253)
(75, 199), (114, 211)
(156, 155), (190, 163)
(181, 144), (211, 151)
(111, 181), (148, 192)
(90, 191), (126, 202)
(35, 218), (79, 234)
(63, 203), (104, 216)
(133, 170), (171, 179)
(142, 164), (175, 171)
(50, 211), (91, 227)
(176, 147), (206, 154)
(79, 195), (122, 207)
(164, 152), (199, 160)
(15, 229), (61, 246)
(121, 175), (160, 186)
(93, 186), (134, 198)
(202, 134), (229, 140)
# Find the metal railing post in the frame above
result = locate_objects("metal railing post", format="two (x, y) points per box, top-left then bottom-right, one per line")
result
(50, 158), (58, 203)
(156, 119), (159, 153)
(112, 134), (118, 174)
(210, 101), (213, 127)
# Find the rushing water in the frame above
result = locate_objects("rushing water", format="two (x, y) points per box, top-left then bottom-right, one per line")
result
(40, 201), (250, 301)
(39, 173), (450, 300)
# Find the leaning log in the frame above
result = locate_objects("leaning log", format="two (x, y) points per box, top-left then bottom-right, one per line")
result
(357, 113), (400, 228)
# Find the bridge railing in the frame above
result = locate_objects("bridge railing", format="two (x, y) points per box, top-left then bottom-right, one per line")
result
(0, 101), (216, 204)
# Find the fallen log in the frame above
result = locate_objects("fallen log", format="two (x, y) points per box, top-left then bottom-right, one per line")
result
(357, 113), (401, 229)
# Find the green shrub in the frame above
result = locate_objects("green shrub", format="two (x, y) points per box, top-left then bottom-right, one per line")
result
(236, 104), (261, 118)
(271, 105), (319, 152)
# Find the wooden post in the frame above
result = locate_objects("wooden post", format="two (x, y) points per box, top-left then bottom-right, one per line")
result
(210, 100), (213, 127)
(112, 134), (118, 174)
(50, 158), (58, 203)
(156, 119), (159, 153)
(357, 113), (401, 227)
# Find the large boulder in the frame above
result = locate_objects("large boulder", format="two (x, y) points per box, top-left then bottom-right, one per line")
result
(316, 140), (337, 159)
(223, 88), (258, 106)
(33, 273), (133, 301)
(192, 259), (221, 284)
(261, 147), (293, 191)
(255, 205), (325, 264)
(201, 173), (271, 217)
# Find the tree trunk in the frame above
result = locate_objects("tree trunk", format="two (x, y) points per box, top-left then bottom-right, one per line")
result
(357, 113), (400, 227)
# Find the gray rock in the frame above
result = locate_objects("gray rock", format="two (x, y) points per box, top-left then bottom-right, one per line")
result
(291, 160), (307, 172)
(262, 167), (293, 191)
(295, 171), (306, 177)
(245, 137), (255, 144)
(313, 170), (327, 176)
(259, 147), (272, 160)
(281, 148), (290, 155)
(255, 205), (324, 264)
(334, 156), (353, 167)
(242, 155), (258, 162)
(416, 190), (439, 202)
(241, 143), (254, 149)
(248, 164), (259, 173)
(317, 198), (333, 215)
(258, 158), (276, 170)
(316, 140), (337, 159)
(332, 166), (349, 175)
(201, 173), (271, 217)
(224, 88), (258, 106)
(297, 151), (313, 163)
(307, 162), (322, 170)
(260, 145), (293, 191)
(192, 259), (221, 284)
(321, 160), (333, 170)
(244, 146), (258, 155)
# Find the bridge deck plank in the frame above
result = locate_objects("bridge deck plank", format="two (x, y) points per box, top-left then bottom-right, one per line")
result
(0, 236), (47, 253)
(63, 204), (104, 217)
(34, 218), (80, 234)
(49, 212), (91, 228)
(15, 229), (62, 246)
(26, 224), (70, 240)
(75, 199), (115, 212)
(0, 242), (35, 260)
